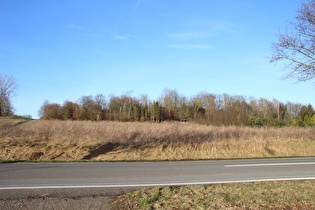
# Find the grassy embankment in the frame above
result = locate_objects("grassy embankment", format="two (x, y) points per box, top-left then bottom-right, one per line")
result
(111, 180), (315, 209)
(2, 117), (314, 208)
(0, 118), (314, 161)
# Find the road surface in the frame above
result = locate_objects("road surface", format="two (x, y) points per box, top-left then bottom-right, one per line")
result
(1, 157), (315, 190)
(1, 158), (315, 208)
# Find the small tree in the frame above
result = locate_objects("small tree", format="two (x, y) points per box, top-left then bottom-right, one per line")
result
(177, 95), (189, 122)
(161, 88), (179, 120)
(38, 101), (62, 119)
(292, 119), (297, 126)
(152, 101), (163, 122)
(248, 117), (256, 127)
(0, 73), (17, 116)
(61, 101), (79, 120)
(133, 104), (141, 121)
(304, 114), (310, 125)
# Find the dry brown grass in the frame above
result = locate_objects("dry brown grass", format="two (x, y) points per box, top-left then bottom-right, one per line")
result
(0, 118), (27, 129)
(0, 119), (314, 161)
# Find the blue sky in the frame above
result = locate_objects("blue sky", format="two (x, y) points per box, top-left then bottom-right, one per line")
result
(1, 0), (314, 119)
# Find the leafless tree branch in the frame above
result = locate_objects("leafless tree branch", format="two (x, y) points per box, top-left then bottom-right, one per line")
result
(270, 0), (315, 82)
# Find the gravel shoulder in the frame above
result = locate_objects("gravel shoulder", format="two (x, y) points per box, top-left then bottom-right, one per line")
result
(0, 187), (142, 210)
(0, 196), (114, 210)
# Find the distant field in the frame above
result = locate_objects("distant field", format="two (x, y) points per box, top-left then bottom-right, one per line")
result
(0, 119), (314, 161)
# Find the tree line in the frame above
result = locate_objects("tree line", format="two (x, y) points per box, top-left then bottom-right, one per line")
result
(39, 88), (315, 127)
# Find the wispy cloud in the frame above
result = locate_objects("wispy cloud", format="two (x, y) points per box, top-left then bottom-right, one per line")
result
(68, 24), (103, 37)
(168, 44), (214, 49)
(135, 0), (141, 10)
(167, 31), (212, 40)
(90, 33), (103, 37)
(68, 24), (90, 31)
(185, 19), (236, 33)
(112, 34), (134, 41)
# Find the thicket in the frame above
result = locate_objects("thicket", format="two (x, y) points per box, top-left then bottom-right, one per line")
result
(38, 88), (315, 127)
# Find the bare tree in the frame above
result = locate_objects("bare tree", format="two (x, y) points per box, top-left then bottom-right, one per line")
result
(270, 0), (315, 82)
(160, 88), (179, 120)
(0, 73), (17, 116)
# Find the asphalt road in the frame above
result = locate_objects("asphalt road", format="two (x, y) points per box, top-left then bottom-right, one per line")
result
(0, 157), (315, 208)
(1, 157), (315, 190)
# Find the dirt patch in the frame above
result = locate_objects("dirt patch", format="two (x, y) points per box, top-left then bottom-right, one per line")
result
(29, 152), (44, 160)
(0, 196), (114, 210)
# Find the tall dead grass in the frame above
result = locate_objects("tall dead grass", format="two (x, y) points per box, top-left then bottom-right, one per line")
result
(0, 120), (314, 160)
(0, 119), (27, 129)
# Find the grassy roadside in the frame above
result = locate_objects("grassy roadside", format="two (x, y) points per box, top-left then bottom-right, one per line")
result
(1, 119), (314, 208)
(1, 119), (315, 162)
(111, 180), (315, 209)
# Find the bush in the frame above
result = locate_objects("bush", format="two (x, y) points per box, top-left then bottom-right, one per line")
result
(304, 114), (310, 126)
(292, 119), (297, 126)
(298, 120), (305, 127)
(39, 102), (62, 120)
(277, 121), (286, 127)
(249, 117), (256, 127)
(249, 117), (267, 127)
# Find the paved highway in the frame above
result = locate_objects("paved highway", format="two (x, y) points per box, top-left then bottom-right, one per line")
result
(1, 157), (315, 190)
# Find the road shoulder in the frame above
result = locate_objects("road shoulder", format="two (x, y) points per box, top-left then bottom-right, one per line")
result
(0, 187), (142, 210)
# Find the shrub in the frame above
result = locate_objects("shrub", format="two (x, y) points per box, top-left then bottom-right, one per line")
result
(304, 114), (310, 126)
(298, 120), (305, 127)
(277, 121), (286, 127)
(292, 119), (297, 126)
(39, 102), (62, 120)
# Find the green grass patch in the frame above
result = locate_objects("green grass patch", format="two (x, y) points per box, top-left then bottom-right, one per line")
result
(0, 115), (32, 120)
(14, 119), (32, 126)
(111, 180), (315, 209)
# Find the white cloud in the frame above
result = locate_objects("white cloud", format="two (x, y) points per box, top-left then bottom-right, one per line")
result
(167, 31), (212, 40)
(90, 33), (103, 37)
(168, 44), (214, 49)
(68, 24), (90, 31)
(112, 34), (134, 40)
(68, 24), (102, 37)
